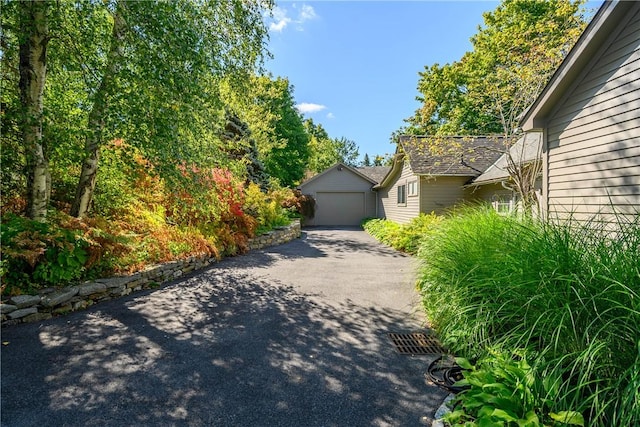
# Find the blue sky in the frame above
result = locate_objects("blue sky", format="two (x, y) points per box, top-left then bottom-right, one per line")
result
(264, 1), (500, 161)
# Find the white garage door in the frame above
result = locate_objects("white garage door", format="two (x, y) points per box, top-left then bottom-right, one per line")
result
(315, 192), (366, 226)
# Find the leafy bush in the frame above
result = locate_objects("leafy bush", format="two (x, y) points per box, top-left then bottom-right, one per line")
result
(362, 217), (403, 247)
(362, 213), (441, 254)
(0, 212), (120, 295)
(112, 202), (219, 272)
(417, 206), (640, 426)
(164, 165), (257, 255)
(244, 181), (294, 235)
(1, 214), (84, 294)
(282, 189), (315, 220)
(446, 350), (584, 427)
(91, 139), (165, 218)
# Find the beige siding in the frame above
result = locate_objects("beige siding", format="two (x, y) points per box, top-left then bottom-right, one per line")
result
(300, 165), (377, 226)
(546, 6), (640, 222)
(378, 161), (420, 224)
(469, 182), (514, 204)
(470, 178), (543, 214)
(419, 176), (470, 214)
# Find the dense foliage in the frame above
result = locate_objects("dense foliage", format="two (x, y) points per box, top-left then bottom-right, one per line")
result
(2, 0), (275, 220)
(362, 213), (442, 254)
(0, 0), (356, 295)
(1, 169), (301, 296)
(305, 119), (360, 174)
(416, 207), (640, 427)
(363, 206), (639, 426)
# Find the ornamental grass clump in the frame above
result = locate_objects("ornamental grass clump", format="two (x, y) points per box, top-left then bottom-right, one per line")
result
(417, 206), (640, 426)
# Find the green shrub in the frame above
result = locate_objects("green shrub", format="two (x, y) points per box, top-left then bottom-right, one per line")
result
(362, 218), (402, 247)
(446, 350), (584, 427)
(362, 213), (441, 254)
(244, 182), (293, 235)
(1, 213), (89, 294)
(417, 206), (640, 426)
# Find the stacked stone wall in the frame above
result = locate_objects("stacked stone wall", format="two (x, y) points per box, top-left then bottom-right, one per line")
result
(1, 220), (301, 326)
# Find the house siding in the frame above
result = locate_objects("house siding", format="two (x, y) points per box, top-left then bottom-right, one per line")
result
(378, 161), (420, 224)
(300, 165), (377, 226)
(470, 178), (543, 215)
(546, 5), (640, 221)
(419, 176), (470, 214)
(470, 182), (514, 204)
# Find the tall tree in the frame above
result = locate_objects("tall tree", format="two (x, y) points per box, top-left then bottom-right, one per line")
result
(17, 0), (50, 221)
(222, 75), (309, 186)
(400, 0), (586, 216)
(305, 118), (335, 173)
(362, 154), (371, 167)
(305, 119), (360, 173)
(2, 0), (272, 218)
(333, 137), (359, 166)
(71, 0), (126, 217)
(221, 112), (269, 189)
(263, 79), (309, 186)
(403, 0), (586, 137)
(466, 0), (586, 136)
(68, 0), (272, 217)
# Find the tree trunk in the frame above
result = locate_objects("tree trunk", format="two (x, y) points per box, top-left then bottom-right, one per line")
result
(19, 0), (50, 222)
(71, 4), (126, 218)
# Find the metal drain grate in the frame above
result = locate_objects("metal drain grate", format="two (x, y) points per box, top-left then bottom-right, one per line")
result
(388, 332), (446, 355)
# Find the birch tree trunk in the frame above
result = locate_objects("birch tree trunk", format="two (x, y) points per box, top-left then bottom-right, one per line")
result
(71, 4), (126, 218)
(19, 0), (50, 222)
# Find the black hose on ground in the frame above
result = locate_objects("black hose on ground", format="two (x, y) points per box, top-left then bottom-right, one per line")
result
(426, 355), (469, 394)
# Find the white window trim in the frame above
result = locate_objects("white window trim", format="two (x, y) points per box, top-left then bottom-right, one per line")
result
(407, 180), (418, 197)
(492, 195), (516, 215)
(397, 184), (407, 206)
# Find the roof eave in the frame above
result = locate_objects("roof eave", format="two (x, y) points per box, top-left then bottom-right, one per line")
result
(374, 153), (405, 189)
(466, 177), (507, 188)
(416, 172), (482, 178)
(299, 162), (377, 189)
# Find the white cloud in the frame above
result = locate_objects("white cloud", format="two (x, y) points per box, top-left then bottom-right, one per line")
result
(269, 7), (291, 33)
(268, 4), (317, 33)
(296, 103), (327, 114)
(326, 112), (335, 119)
(299, 4), (317, 22)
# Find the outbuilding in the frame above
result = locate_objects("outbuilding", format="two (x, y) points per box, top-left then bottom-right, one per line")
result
(298, 163), (389, 226)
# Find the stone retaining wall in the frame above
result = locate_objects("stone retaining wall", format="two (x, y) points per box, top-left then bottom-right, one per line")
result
(1, 220), (301, 326)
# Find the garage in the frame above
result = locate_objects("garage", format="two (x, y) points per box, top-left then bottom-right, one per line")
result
(315, 192), (366, 226)
(298, 163), (391, 226)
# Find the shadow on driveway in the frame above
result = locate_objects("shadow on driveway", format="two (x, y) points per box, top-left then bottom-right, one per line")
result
(1, 230), (446, 427)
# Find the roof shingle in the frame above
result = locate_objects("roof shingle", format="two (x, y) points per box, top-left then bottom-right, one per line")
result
(356, 166), (392, 184)
(399, 135), (506, 177)
(472, 132), (542, 185)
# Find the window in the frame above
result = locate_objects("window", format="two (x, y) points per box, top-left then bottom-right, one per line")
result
(492, 195), (514, 214)
(407, 180), (418, 197)
(397, 184), (406, 205)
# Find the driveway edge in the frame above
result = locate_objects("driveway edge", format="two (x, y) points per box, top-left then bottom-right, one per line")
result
(1, 220), (301, 327)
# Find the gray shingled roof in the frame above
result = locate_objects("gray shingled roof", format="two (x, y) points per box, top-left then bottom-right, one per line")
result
(472, 133), (542, 185)
(399, 135), (506, 177)
(356, 166), (391, 184)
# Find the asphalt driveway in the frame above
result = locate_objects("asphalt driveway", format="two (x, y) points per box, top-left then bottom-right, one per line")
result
(1, 228), (448, 426)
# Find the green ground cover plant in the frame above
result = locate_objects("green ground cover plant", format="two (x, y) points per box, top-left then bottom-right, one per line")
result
(362, 213), (441, 254)
(445, 350), (584, 427)
(416, 206), (639, 426)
